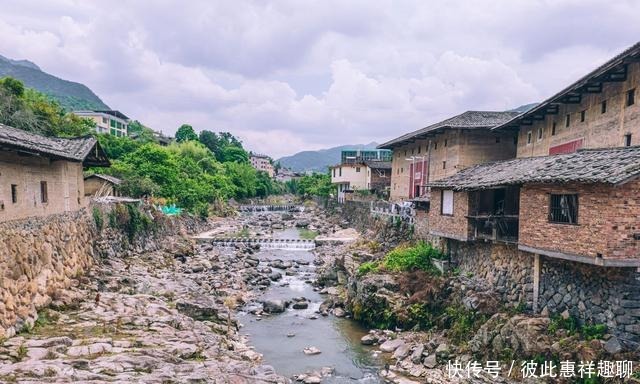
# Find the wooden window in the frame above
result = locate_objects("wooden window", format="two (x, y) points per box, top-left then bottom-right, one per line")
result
(625, 134), (632, 147)
(565, 114), (570, 127)
(627, 89), (636, 106)
(551, 122), (557, 136)
(417, 146), (421, 154)
(580, 110), (586, 122)
(434, 142), (438, 150)
(444, 139), (448, 147)
(537, 128), (543, 140)
(40, 181), (48, 203)
(549, 194), (578, 224)
(601, 100), (607, 114)
(442, 161), (446, 169)
(10, 184), (17, 203)
(356, 167), (361, 172)
(526, 131), (532, 144)
(441, 190), (453, 215)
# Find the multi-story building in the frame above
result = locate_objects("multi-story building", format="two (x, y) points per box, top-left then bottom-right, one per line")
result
(329, 150), (391, 202)
(378, 111), (520, 200)
(73, 110), (130, 137)
(427, 41), (640, 344)
(341, 149), (392, 163)
(249, 153), (275, 177)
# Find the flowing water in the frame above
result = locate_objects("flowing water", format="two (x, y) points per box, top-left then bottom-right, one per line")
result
(237, 227), (385, 383)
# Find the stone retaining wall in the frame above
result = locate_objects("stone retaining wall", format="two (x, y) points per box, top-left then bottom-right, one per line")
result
(0, 209), (96, 338)
(448, 239), (640, 347)
(0, 203), (208, 339)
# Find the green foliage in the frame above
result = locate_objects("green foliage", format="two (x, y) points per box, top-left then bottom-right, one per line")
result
(0, 77), (96, 137)
(444, 305), (487, 345)
(92, 207), (104, 231)
(175, 124), (198, 142)
(199, 130), (244, 161)
(290, 173), (332, 197)
(548, 315), (579, 335)
(581, 323), (607, 341)
(382, 241), (443, 273)
(220, 146), (249, 163)
(357, 261), (380, 276)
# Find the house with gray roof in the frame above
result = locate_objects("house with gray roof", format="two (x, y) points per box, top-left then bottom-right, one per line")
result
(0, 123), (109, 222)
(378, 110), (520, 200)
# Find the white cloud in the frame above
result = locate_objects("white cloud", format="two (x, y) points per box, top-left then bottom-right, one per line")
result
(0, 0), (638, 157)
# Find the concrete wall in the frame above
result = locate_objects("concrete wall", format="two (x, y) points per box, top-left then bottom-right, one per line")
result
(0, 152), (85, 222)
(519, 181), (640, 264)
(330, 164), (368, 190)
(516, 62), (640, 157)
(389, 129), (516, 200)
(429, 189), (469, 241)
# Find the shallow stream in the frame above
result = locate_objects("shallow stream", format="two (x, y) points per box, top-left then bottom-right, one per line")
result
(237, 227), (385, 383)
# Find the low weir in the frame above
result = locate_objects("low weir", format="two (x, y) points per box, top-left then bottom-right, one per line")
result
(201, 237), (316, 250)
(237, 205), (304, 213)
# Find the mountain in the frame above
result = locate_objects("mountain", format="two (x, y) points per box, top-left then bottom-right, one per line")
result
(508, 103), (538, 113)
(277, 142), (380, 173)
(0, 54), (109, 111)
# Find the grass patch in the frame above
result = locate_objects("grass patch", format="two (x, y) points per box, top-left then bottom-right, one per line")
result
(356, 241), (444, 276)
(548, 315), (579, 336)
(233, 227), (250, 238)
(298, 228), (318, 240)
(581, 323), (607, 340)
(357, 261), (379, 276)
(443, 305), (488, 345)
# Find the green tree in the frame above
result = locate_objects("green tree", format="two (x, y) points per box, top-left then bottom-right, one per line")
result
(175, 124), (198, 142)
(220, 146), (249, 163)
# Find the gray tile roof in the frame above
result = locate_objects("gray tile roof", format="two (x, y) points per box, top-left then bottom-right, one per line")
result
(428, 146), (640, 190)
(0, 123), (101, 162)
(378, 111), (520, 149)
(365, 161), (392, 170)
(494, 41), (640, 131)
(85, 174), (122, 185)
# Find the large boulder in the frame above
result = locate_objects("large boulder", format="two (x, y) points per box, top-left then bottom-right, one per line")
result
(262, 299), (287, 314)
(470, 314), (552, 358)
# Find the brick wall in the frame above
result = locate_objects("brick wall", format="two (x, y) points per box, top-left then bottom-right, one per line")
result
(429, 188), (469, 241)
(517, 62), (640, 158)
(519, 180), (640, 263)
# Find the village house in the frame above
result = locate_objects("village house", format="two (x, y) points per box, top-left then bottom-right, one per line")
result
(0, 124), (110, 222)
(84, 174), (122, 198)
(249, 153), (275, 178)
(329, 150), (392, 202)
(427, 42), (640, 347)
(73, 110), (130, 137)
(378, 111), (520, 201)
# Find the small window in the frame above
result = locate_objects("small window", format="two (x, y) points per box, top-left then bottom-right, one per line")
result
(339, 167), (342, 177)
(434, 142), (438, 150)
(442, 161), (446, 169)
(625, 134), (632, 147)
(549, 194), (578, 224)
(537, 128), (543, 140)
(417, 146), (421, 154)
(565, 114), (570, 127)
(102, 117), (108, 124)
(601, 100), (607, 114)
(444, 139), (448, 147)
(333, 168), (336, 177)
(40, 181), (48, 203)
(356, 167), (361, 172)
(110, 119), (116, 128)
(411, 148), (414, 155)
(580, 110), (586, 122)
(526, 131), (532, 144)
(441, 190), (454, 215)
(551, 122), (557, 136)
(11, 184), (17, 203)
(495, 136), (501, 143)
(627, 89), (635, 107)
(404, 150), (407, 156)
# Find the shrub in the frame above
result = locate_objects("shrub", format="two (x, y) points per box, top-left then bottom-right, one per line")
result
(382, 241), (443, 273)
(444, 305), (487, 345)
(548, 315), (579, 335)
(357, 261), (380, 276)
(92, 207), (104, 231)
(581, 323), (607, 340)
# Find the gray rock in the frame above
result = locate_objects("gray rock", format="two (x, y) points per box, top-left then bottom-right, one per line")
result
(380, 338), (404, 353)
(604, 336), (623, 354)
(411, 344), (425, 364)
(423, 354), (437, 368)
(262, 299), (286, 314)
(360, 334), (377, 345)
(392, 343), (411, 360)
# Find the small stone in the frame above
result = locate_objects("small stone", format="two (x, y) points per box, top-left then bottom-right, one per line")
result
(423, 353), (437, 368)
(604, 336), (623, 354)
(303, 346), (322, 355)
(360, 334), (377, 345)
(380, 338), (404, 353)
(333, 308), (346, 317)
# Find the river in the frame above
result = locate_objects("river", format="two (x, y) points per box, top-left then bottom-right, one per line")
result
(237, 227), (385, 383)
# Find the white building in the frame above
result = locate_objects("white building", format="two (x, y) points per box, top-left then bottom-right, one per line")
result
(249, 153), (275, 177)
(73, 110), (130, 137)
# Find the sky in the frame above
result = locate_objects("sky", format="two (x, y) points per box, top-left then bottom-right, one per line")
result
(1, 0), (639, 158)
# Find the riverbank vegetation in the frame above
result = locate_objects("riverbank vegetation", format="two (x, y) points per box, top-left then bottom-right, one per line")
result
(357, 241), (444, 276)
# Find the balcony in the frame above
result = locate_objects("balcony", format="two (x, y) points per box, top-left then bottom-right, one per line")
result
(467, 186), (520, 244)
